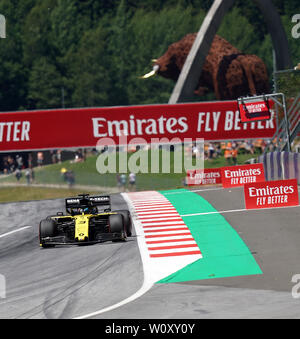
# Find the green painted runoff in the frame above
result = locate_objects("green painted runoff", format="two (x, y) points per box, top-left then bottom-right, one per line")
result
(157, 189), (262, 283)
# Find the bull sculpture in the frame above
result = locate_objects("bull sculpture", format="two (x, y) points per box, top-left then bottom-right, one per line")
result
(141, 33), (270, 100)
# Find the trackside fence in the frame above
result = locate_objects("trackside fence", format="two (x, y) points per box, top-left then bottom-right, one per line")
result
(255, 152), (300, 184)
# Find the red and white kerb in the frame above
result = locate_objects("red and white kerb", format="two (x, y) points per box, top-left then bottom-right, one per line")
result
(127, 191), (202, 259)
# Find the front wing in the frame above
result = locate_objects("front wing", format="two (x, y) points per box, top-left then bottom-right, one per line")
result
(40, 232), (124, 246)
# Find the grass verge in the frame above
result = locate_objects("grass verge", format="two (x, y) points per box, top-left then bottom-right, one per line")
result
(0, 187), (100, 203)
(0, 151), (259, 192)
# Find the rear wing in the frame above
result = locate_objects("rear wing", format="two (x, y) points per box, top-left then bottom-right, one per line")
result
(89, 195), (111, 207)
(65, 194), (111, 210)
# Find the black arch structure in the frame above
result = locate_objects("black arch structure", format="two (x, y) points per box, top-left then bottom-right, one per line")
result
(169, 0), (292, 104)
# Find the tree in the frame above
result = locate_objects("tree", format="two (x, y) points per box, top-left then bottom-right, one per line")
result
(0, 0), (36, 111)
(68, 25), (112, 107)
(22, 0), (58, 67)
(27, 57), (63, 109)
(0, 0), (297, 112)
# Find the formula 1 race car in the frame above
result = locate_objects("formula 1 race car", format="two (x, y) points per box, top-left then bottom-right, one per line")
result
(39, 194), (132, 248)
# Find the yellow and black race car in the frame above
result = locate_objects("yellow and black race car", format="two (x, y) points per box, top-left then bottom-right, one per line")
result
(39, 194), (132, 248)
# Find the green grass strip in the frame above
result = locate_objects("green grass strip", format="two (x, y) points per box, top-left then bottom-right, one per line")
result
(157, 189), (262, 283)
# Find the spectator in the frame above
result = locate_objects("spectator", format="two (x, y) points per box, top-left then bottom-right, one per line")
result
(25, 167), (34, 185)
(31, 167), (35, 183)
(28, 153), (33, 168)
(73, 149), (84, 163)
(244, 140), (254, 154)
(129, 172), (136, 192)
(16, 155), (23, 169)
(15, 168), (22, 181)
(224, 144), (232, 165)
(3, 158), (10, 174)
(120, 173), (127, 192)
(192, 143), (199, 158)
(50, 150), (57, 164)
(57, 150), (62, 163)
(208, 143), (215, 159)
(61, 167), (68, 183)
(37, 152), (44, 167)
(65, 170), (75, 187)
(215, 143), (222, 158)
(260, 139), (266, 153)
(8, 156), (16, 173)
(265, 139), (274, 152)
(231, 146), (238, 165)
(25, 169), (31, 185)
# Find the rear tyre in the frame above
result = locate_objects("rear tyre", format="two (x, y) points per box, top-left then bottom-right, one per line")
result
(109, 214), (126, 241)
(39, 219), (56, 248)
(115, 210), (132, 237)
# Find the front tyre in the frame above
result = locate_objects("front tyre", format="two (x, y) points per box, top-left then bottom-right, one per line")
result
(109, 214), (127, 241)
(39, 219), (56, 248)
(114, 210), (132, 237)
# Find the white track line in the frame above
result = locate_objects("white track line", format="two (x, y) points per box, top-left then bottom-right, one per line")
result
(74, 194), (154, 319)
(146, 237), (195, 244)
(137, 212), (177, 216)
(136, 208), (176, 213)
(139, 218), (182, 223)
(164, 186), (300, 195)
(134, 205), (176, 209)
(143, 223), (188, 229)
(74, 191), (202, 319)
(181, 209), (246, 217)
(138, 213), (180, 217)
(163, 187), (225, 194)
(74, 280), (153, 320)
(0, 226), (32, 239)
(147, 240), (196, 248)
(140, 221), (185, 226)
(144, 225), (188, 231)
(181, 204), (300, 217)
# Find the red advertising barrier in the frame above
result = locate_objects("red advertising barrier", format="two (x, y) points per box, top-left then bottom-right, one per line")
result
(186, 168), (222, 186)
(221, 163), (265, 188)
(244, 179), (299, 210)
(0, 101), (276, 152)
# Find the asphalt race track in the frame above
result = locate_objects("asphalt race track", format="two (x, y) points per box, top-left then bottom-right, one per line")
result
(0, 188), (300, 319)
(0, 195), (143, 319)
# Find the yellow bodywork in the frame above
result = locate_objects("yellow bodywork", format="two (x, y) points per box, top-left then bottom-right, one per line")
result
(50, 212), (117, 242)
(74, 214), (90, 241)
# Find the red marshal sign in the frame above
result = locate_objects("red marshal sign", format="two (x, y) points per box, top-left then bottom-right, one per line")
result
(244, 179), (299, 210)
(221, 163), (265, 188)
(186, 168), (222, 186)
(238, 98), (273, 123)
